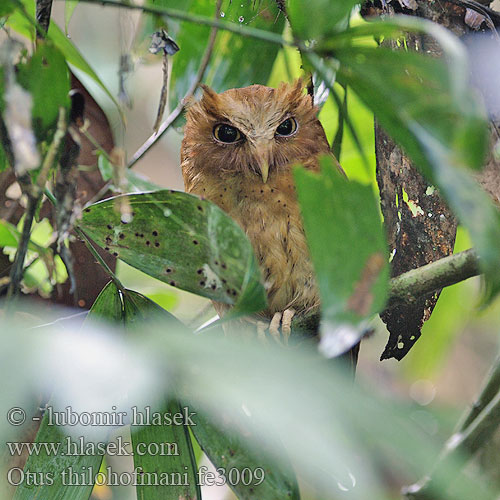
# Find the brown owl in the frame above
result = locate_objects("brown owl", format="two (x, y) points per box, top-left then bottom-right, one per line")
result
(181, 80), (340, 342)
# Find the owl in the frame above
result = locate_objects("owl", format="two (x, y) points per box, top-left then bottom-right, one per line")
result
(181, 80), (339, 343)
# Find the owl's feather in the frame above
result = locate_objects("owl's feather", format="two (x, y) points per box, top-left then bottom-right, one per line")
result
(181, 80), (338, 318)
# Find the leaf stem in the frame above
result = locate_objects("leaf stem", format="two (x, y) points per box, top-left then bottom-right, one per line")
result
(6, 194), (39, 299)
(74, 227), (125, 292)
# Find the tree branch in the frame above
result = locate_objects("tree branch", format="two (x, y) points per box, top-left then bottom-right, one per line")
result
(292, 248), (481, 333)
(387, 248), (480, 307)
(36, 0), (53, 39)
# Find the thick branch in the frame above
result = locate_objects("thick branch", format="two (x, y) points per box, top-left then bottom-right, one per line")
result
(292, 249), (481, 334)
(387, 248), (480, 307)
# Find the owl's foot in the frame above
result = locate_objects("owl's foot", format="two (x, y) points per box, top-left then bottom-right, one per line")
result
(268, 308), (296, 345)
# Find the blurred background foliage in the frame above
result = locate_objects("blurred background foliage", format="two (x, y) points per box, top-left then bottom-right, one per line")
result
(1, 0), (500, 499)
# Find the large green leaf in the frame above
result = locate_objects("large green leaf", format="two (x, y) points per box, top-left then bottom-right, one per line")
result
(117, 289), (201, 500)
(131, 398), (201, 500)
(16, 43), (70, 136)
(11, 284), (122, 500)
(309, 17), (500, 300)
(288, 0), (359, 41)
(147, 0), (285, 109)
(191, 411), (300, 500)
(12, 416), (103, 500)
(294, 156), (389, 355)
(6, 0), (120, 113)
(79, 190), (267, 315)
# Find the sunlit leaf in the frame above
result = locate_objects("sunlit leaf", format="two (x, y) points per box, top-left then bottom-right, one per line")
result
(79, 191), (267, 315)
(294, 156), (388, 355)
(0, 220), (50, 255)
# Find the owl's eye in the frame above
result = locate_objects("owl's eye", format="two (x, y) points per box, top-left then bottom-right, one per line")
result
(213, 124), (242, 144)
(275, 117), (298, 137)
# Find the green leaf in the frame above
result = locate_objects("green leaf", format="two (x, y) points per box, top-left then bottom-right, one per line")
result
(294, 156), (389, 354)
(0, 0), (15, 17)
(0, 220), (50, 255)
(316, 17), (500, 300)
(288, 0), (359, 41)
(0, 143), (7, 173)
(7, 0), (121, 115)
(17, 43), (70, 135)
(90, 285), (202, 500)
(86, 280), (123, 322)
(122, 287), (181, 327)
(79, 190), (267, 315)
(131, 399), (201, 500)
(64, 0), (79, 33)
(191, 411), (300, 500)
(149, 0), (285, 106)
(12, 416), (103, 500)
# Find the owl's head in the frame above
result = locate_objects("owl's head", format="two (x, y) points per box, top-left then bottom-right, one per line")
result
(181, 80), (330, 183)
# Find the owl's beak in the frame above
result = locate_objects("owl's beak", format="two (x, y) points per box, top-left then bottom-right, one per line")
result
(253, 142), (271, 183)
(259, 161), (269, 183)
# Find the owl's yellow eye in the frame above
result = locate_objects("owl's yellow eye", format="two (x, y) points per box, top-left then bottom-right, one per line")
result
(275, 117), (298, 137)
(213, 124), (242, 143)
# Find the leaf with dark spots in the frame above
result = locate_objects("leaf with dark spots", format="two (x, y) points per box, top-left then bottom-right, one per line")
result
(78, 190), (267, 316)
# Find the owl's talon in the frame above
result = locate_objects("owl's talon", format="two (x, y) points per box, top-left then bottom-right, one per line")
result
(256, 321), (268, 343)
(269, 312), (283, 343)
(281, 308), (296, 344)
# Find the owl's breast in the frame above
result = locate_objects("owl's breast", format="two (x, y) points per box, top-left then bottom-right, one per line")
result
(227, 173), (319, 316)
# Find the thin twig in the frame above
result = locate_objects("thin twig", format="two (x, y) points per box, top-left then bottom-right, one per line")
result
(403, 380), (500, 499)
(86, 0), (222, 205)
(34, 108), (66, 195)
(6, 193), (38, 299)
(458, 356), (500, 431)
(6, 109), (67, 299)
(126, 0), (223, 170)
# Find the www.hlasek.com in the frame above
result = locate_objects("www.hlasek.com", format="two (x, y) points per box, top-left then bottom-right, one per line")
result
(5, 405), (266, 488)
